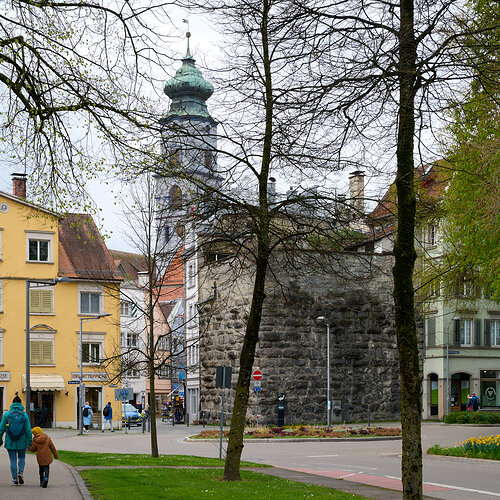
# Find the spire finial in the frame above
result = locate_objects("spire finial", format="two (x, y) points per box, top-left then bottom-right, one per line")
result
(182, 19), (192, 58)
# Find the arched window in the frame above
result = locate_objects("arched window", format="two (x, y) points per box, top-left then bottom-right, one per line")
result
(170, 185), (183, 210)
(168, 147), (181, 166)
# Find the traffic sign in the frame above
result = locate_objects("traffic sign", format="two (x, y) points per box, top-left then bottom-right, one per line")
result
(254, 386), (262, 392)
(68, 381), (79, 385)
(115, 387), (133, 401)
(252, 370), (263, 381)
(254, 380), (261, 387)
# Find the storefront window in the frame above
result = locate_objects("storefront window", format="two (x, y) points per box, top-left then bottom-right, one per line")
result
(480, 370), (499, 408)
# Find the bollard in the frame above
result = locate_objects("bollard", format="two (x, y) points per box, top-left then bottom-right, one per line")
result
(142, 414), (146, 433)
(202, 411), (206, 428)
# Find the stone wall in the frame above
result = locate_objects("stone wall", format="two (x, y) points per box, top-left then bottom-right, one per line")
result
(198, 251), (401, 425)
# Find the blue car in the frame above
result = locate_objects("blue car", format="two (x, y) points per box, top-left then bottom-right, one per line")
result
(122, 403), (142, 427)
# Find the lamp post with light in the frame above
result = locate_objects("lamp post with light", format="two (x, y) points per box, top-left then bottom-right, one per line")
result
(79, 313), (111, 435)
(317, 316), (331, 427)
(25, 277), (73, 423)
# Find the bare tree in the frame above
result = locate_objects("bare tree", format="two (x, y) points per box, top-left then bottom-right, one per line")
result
(103, 172), (186, 457)
(0, 0), (173, 210)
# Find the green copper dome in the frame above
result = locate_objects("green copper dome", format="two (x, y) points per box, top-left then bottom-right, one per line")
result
(164, 34), (214, 121)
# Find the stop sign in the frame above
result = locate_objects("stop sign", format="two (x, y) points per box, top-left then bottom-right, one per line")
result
(252, 370), (263, 381)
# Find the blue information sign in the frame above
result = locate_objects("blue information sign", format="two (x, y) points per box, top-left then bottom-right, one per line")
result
(254, 386), (262, 392)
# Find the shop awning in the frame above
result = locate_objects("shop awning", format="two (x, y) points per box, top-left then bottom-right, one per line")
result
(22, 374), (65, 391)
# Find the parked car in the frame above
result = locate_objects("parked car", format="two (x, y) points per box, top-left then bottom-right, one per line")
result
(122, 403), (142, 427)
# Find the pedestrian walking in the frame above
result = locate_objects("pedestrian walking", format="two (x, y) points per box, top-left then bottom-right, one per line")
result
(82, 401), (93, 433)
(466, 393), (473, 411)
(0, 395), (32, 485)
(102, 401), (114, 432)
(29, 426), (58, 488)
(472, 393), (480, 411)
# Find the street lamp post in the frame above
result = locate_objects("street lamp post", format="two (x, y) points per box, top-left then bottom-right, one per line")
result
(25, 277), (73, 423)
(79, 313), (111, 435)
(317, 316), (331, 427)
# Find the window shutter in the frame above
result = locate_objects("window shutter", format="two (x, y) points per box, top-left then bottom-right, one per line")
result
(427, 318), (436, 347)
(474, 319), (482, 346)
(30, 290), (41, 312)
(484, 319), (491, 347)
(453, 319), (460, 345)
(30, 341), (41, 364)
(0, 279), (3, 313)
(41, 341), (53, 364)
(40, 290), (53, 313)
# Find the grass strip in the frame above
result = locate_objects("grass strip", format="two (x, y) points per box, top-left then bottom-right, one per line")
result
(58, 450), (267, 468)
(427, 444), (500, 460)
(80, 468), (368, 499)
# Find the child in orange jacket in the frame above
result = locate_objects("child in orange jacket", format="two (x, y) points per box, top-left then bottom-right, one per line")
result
(30, 427), (58, 488)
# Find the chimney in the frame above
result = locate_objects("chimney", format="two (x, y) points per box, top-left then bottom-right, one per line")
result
(268, 177), (276, 204)
(349, 170), (365, 215)
(12, 173), (27, 199)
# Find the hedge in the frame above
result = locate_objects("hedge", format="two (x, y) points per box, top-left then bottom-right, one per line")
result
(444, 411), (500, 424)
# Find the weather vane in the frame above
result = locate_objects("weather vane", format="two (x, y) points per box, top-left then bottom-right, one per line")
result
(182, 18), (190, 37)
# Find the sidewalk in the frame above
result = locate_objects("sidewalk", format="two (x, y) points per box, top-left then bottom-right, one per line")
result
(0, 447), (84, 499)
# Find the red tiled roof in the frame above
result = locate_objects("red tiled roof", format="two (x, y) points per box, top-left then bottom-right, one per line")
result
(369, 161), (451, 221)
(58, 214), (121, 281)
(158, 247), (184, 301)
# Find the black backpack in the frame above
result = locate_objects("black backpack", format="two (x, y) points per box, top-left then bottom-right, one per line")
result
(83, 407), (90, 417)
(103, 406), (110, 417)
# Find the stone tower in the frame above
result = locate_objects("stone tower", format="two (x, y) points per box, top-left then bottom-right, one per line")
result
(157, 32), (219, 258)
(158, 33), (219, 422)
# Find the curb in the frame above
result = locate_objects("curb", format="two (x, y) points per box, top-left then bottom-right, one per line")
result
(63, 462), (93, 500)
(185, 436), (402, 443)
(440, 423), (500, 427)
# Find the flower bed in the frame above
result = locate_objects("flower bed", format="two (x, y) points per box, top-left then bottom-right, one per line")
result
(191, 425), (401, 439)
(428, 434), (500, 460)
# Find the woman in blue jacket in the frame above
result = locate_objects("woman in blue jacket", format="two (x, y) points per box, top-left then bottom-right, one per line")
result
(82, 401), (93, 433)
(0, 396), (32, 485)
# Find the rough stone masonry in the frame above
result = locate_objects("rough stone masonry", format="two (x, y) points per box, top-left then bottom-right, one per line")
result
(198, 251), (401, 425)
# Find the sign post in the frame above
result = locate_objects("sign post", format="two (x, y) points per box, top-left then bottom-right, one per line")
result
(252, 370), (263, 421)
(215, 366), (232, 460)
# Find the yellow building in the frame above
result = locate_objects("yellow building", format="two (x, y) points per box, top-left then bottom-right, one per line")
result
(0, 174), (122, 428)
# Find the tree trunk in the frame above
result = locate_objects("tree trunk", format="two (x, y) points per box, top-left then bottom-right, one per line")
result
(223, 0), (273, 480)
(394, 1), (422, 498)
(223, 252), (268, 480)
(148, 280), (159, 458)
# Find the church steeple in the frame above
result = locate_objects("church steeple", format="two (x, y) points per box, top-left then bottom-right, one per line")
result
(163, 32), (215, 123)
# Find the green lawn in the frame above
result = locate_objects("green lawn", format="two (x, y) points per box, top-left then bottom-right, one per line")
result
(58, 450), (266, 468)
(80, 468), (368, 499)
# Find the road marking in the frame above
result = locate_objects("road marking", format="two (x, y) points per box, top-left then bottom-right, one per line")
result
(338, 472), (362, 479)
(424, 482), (500, 497)
(307, 454), (339, 457)
(385, 476), (499, 496)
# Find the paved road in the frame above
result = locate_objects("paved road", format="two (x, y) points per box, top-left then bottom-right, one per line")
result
(47, 421), (499, 499)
